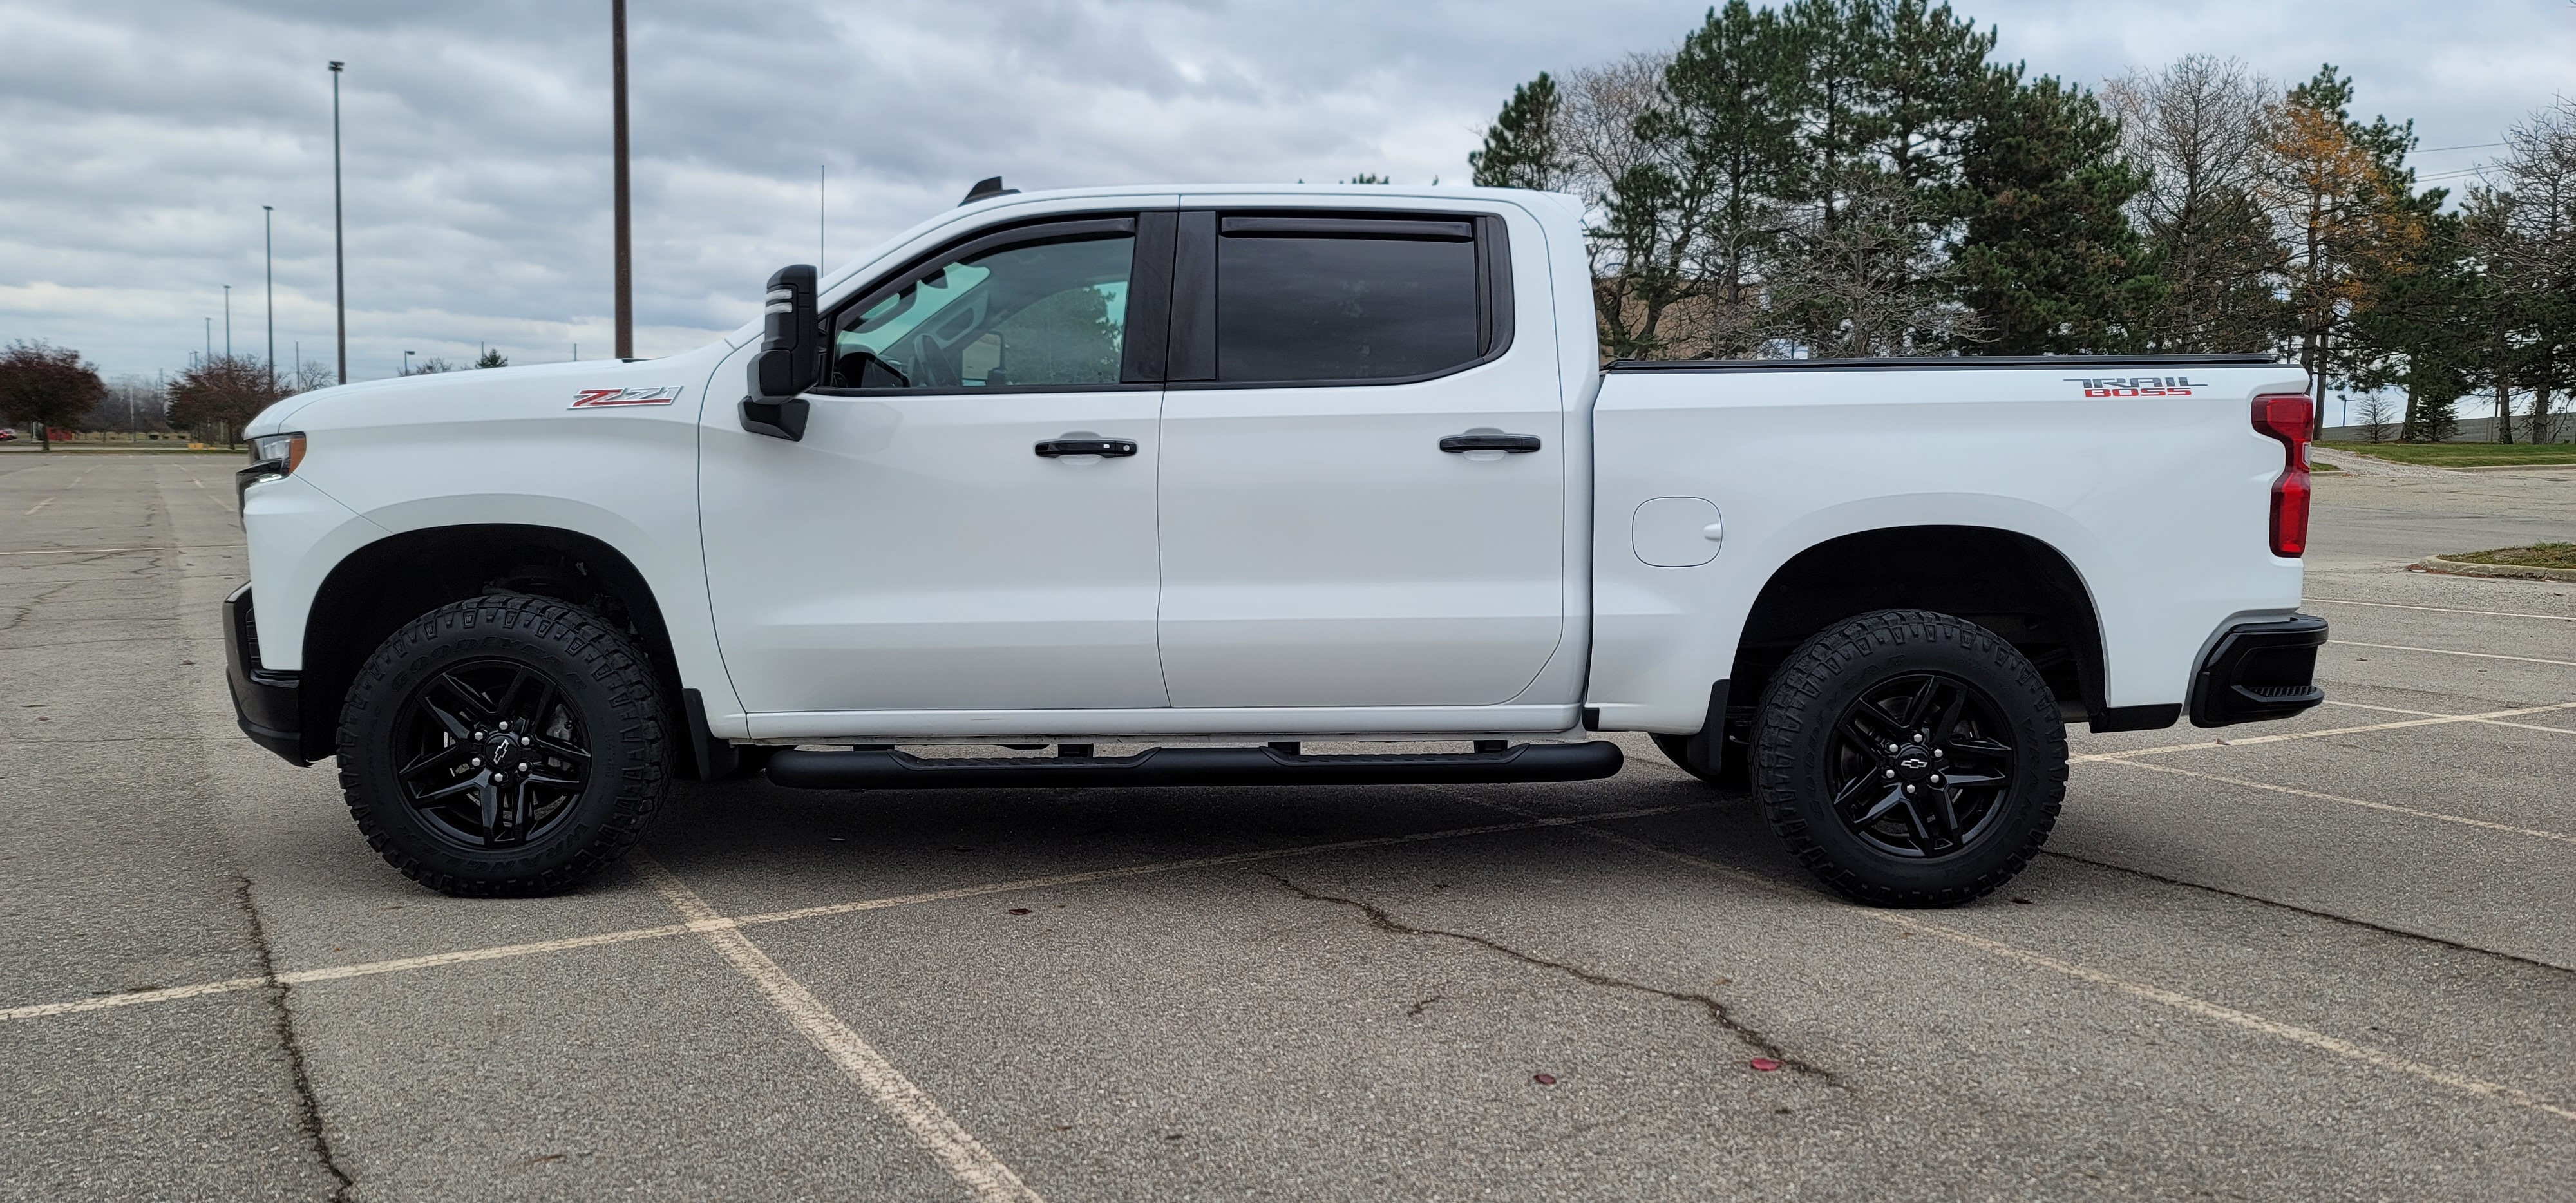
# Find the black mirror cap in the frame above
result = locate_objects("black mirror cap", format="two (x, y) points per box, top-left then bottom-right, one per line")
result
(960, 176), (1019, 206)
(750, 264), (820, 399)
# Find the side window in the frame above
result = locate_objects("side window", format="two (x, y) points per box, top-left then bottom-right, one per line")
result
(832, 232), (1133, 390)
(1215, 219), (1481, 383)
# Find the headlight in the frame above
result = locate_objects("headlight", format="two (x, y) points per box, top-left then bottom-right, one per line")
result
(237, 433), (307, 508)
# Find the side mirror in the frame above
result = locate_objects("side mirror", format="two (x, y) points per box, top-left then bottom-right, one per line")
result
(741, 264), (819, 440)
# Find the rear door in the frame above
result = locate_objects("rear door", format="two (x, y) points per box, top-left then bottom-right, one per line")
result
(1153, 207), (1566, 707)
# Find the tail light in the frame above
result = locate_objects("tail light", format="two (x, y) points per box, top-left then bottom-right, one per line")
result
(2251, 394), (2312, 557)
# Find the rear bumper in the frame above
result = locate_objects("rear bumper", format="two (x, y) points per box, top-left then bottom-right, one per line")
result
(2189, 612), (2328, 728)
(223, 583), (310, 766)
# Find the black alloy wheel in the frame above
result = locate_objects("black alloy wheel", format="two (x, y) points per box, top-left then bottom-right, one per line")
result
(1824, 672), (2016, 859)
(339, 594), (672, 896)
(1752, 609), (2066, 907)
(390, 660), (591, 849)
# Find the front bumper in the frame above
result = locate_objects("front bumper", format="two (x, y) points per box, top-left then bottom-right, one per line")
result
(223, 583), (310, 765)
(2189, 612), (2328, 728)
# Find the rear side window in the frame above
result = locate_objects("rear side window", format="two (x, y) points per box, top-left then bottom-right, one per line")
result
(1215, 218), (1482, 383)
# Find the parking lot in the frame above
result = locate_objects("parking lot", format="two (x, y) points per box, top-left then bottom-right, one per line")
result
(3, 451), (2570, 1201)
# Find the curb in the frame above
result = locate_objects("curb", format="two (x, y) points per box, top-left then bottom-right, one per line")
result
(2416, 555), (2576, 582)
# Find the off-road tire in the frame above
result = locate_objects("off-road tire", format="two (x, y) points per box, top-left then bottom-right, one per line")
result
(337, 594), (672, 896)
(1752, 609), (2066, 907)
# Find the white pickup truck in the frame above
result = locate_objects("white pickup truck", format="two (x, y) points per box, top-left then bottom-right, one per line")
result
(227, 180), (2327, 905)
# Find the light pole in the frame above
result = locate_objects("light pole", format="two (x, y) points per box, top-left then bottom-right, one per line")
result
(331, 61), (348, 384)
(611, 0), (632, 359)
(402, 350), (414, 376)
(204, 317), (212, 362)
(263, 205), (276, 393)
(223, 285), (232, 359)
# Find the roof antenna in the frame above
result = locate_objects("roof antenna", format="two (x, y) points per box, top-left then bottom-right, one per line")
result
(960, 176), (1018, 206)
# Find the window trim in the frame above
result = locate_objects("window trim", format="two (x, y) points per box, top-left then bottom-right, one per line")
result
(805, 213), (1164, 397)
(1164, 209), (1516, 391)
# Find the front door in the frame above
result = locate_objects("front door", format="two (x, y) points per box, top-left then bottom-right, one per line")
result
(1154, 208), (1567, 708)
(701, 216), (1168, 715)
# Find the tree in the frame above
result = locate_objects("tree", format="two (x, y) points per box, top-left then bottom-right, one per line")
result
(475, 348), (510, 368)
(1948, 69), (2157, 352)
(166, 355), (280, 444)
(2102, 55), (2284, 352)
(410, 357), (461, 374)
(1765, 168), (1972, 354)
(1468, 73), (1567, 191)
(0, 340), (107, 451)
(90, 375), (171, 432)
(2353, 392), (2396, 442)
(2479, 100), (2576, 442)
(2263, 65), (2427, 435)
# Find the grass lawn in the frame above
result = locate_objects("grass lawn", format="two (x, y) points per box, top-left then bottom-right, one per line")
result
(2445, 544), (2576, 569)
(2324, 441), (2576, 466)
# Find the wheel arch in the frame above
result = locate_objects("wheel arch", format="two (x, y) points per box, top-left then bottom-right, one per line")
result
(1729, 524), (2112, 727)
(297, 524), (683, 763)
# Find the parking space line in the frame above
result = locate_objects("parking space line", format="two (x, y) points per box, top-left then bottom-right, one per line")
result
(1466, 799), (2576, 1124)
(637, 856), (1045, 1203)
(2333, 639), (2576, 668)
(2091, 758), (2576, 844)
(0, 545), (242, 556)
(23, 497), (51, 515)
(0, 804), (1714, 1026)
(2072, 701), (2576, 763)
(2309, 598), (2576, 624)
(2322, 699), (2576, 735)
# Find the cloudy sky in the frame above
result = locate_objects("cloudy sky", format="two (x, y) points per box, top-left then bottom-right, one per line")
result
(3, 0), (2571, 382)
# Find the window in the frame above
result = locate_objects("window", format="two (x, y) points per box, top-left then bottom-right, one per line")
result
(832, 233), (1132, 390)
(1216, 222), (1481, 383)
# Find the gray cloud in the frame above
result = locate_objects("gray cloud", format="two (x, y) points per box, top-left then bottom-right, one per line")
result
(2, 0), (2568, 380)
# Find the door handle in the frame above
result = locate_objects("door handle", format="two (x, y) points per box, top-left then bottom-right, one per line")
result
(1034, 438), (1138, 458)
(1440, 433), (1542, 453)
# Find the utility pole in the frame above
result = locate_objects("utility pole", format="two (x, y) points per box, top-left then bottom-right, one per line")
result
(611, 0), (632, 359)
(223, 285), (232, 359)
(205, 317), (212, 362)
(263, 205), (276, 393)
(819, 163), (827, 267)
(331, 61), (348, 384)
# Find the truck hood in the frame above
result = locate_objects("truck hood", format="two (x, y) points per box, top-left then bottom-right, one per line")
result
(247, 353), (732, 440)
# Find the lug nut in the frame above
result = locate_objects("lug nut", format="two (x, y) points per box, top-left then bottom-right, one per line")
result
(1883, 769), (1895, 779)
(1934, 748), (1946, 759)
(517, 762), (528, 772)
(1904, 784), (1916, 795)
(470, 757), (482, 767)
(1930, 775), (1944, 785)
(473, 730), (486, 740)
(520, 735), (532, 745)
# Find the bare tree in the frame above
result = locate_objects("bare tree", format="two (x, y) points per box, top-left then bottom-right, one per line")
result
(2103, 55), (2282, 351)
(2353, 391), (2397, 442)
(2485, 99), (2576, 441)
(1765, 169), (1976, 356)
(89, 375), (171, 431)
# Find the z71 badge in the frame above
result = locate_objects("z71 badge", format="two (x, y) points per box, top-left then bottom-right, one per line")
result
(570, 386), (683, 408)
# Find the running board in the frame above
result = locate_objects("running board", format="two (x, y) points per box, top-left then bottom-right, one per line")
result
(763, 741), (1624, 791)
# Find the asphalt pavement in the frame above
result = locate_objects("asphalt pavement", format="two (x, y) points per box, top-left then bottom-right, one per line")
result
(3, 452), (2570, 1201)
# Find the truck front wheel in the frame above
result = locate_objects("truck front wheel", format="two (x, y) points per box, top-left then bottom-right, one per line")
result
(1750, 609), (2066, 907)
(336, 595), (674, 896)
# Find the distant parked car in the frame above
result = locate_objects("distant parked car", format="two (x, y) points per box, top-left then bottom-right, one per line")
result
(0, 428), (17, 440)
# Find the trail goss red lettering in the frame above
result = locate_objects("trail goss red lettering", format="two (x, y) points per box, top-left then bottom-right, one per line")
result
(2065, 375), (2206, 398)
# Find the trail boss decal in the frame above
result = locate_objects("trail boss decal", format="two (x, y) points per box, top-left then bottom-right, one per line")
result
(570, 386), (684, 408)
(2067, 376), (2203, 397)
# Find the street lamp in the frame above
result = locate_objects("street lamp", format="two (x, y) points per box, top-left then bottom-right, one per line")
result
(402, 350), (414, 375)
(331, 61), (347, 384)
(263, 205), (276, 393)
(222, 284), (232, 360)
(611, 0), (632, 359)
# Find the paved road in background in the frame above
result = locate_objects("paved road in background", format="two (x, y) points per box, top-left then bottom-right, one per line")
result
(3, 454), (2570, 1201)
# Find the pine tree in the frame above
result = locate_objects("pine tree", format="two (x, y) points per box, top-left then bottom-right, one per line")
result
(1949, 70), (2157, 352)
(1469, 73), (1566, 190)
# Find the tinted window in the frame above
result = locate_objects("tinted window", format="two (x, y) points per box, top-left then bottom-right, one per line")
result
(834, 234), (1131, 390)
(1217, 234), (1478, 382)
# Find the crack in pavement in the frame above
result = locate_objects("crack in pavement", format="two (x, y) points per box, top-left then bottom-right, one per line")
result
(2036, 849), (2576, 975)
(236, 876), (356, 1202)
(1268, 873), (1841, 1086)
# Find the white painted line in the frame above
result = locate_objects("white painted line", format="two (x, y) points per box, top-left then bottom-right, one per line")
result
(2334, 639), (2576, 668)
(1473, 799), (2576, 1124)
(2072, 701), (2576, 763)
(2092, 758), (2576, 844)
(0, 804), (1713, 1025)
(22, 497), (50, 515)
(2308, 598), (2576, 624)
(2321, 699), (2576, 736)
(637, 856), (1046, 1203)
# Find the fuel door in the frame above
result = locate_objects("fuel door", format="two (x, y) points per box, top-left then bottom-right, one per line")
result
(1631, 497), (1723, 567)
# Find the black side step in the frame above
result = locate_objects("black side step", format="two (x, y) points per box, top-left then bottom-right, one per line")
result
(764, 741), (1624, 791)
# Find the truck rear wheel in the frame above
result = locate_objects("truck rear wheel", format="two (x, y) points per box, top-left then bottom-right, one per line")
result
(1750, 609), (2065, 907)
(336, 595), (673, 896)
